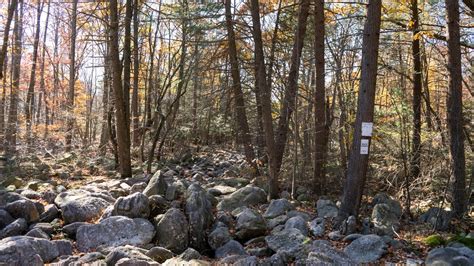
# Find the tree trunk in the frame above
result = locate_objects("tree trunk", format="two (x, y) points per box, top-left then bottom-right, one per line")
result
(123, 0), (132, 125)
(36, 0), (51, 126)
(313, 0), (328, 195)
(225, 0), (256, 168)
(110, 0), (132, 177)
(338, 0), (382, 219)
(65, 0), (78, 152)
(131, 0), (140, 147)
(445, 0), (467, 217)
(5, 0), (23, 156)
(0, 0), (18, 79)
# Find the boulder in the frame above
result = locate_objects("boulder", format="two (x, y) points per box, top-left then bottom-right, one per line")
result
(208, 185), (237, 196)
(39, 204), (59, 223)
(371, 193), (402, 217)
(309, 218), (325, 237)
(179, 247), (201, 261)
(148, 195), (169, 216)
(143, 171), (168, 197)
(216, 185), (267, 211)
(116, 258), (160, 266)
(264, 199), (294, 218)
(425, 247), (474, 266)
(105, 245), (155, 266)
(316, 199), (338, 218)
(344, 234), (387, 263)
(162, 258), (211, 266)
(235, 208), (267, 241)
(220, 255), (258, 266)
(62, 222), (90, 238)
(268, 215), (288, 229)
(25, 228), (50, 239)
(372, 203), (400, 236)
(155, 208), (189, 253)
(284, 216), (309, 236)
(0, 218), (27, 238)
(215, 240), (247, 259)
(76, 216), (155, 252)
(29, 223), (54, 236)
(265, 228), (308, 255)
(0, 236), (61, 265)
(113, 192), (150, 219)
(54, 188), (114, 224)
(146, 247), (174, 263)
(340, 215), (357, 235)
(0, 209), (14, 229)
(305, 240), (355, 265)
(0, 191), (24, 207)
(208, 226), (231, 250)
(5, 199), (40, 223)
(185, 184), (213, 251)
(419, 207), (453, 231)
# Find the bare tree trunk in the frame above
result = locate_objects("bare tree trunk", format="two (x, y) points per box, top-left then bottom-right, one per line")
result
(131, 0), (140, 146)
(25, 1), (44, 148)
(0, 0), (18, 79)
(313, 0), (328, 195)
(110, 0), (132, 177)
(225, 0), (256, 168)
(65, 0), (78, 152)
(37, 0), (51, 126)
(338, 0), (382, 219)
(123, 0), (132, 125)
(445, 0), (467, 217)
(5, 0), (23, 156)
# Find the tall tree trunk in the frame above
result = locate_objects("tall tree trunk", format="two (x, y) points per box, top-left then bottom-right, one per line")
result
(313, 0), (328, 195)
(123, 0), (132, 125)
(249, 0), (279, 199)
(5, 0), (23, 156)
(0, 0), (18, 79)
(445, 0), (467, 217)
(110, 0), (132, 177)
(65, 0), (78, 152)
(338, 0), (382, 219)
(25, 1), (43, 148)
(37, 0), (51, 126)
(225, 0), (256, 168)
(274, 0), (311, 173)
(131, 0), (140, 146)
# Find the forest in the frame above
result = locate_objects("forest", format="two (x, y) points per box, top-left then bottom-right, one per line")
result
(0, 0), (472, 265)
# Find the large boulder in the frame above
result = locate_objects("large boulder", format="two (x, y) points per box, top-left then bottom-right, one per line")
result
(0, 209), (14, 229)
(105, 245), (156, 266)
(419, 207), (453, 231)
(371, 203), (400, 236)
(4, 199), (40, 223)
(185, 184), (213, 251)
(215, 240), (247, 259)
(146, 247), (175, 263)
(143, 171), (168, 197)
(344, 234), (387, 263)
(371, 193), (402, 217)
(316, 199), (338, 218)
(264, 199), (294, 218)
(0, 218), (27, 238)
(155, 208), (189, 253)
(76, 216), (155, 252)
(265, 228), (308, 255)
(284, 216), (309, 236)
(0, 236), (62, 265)
(54, 188), (115, 224)
(216, 185), (267, 211)
(425, 247), (474, 266)
(208, 226), (231, 250)
(309, 218), (325, 237)
(305, 240), (355, 265)
(235, 208), (267, 241)
(113, 192), (150, 219)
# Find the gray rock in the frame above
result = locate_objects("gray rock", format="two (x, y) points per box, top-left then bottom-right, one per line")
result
(260, 253), (286, 266)
(235, 208), (267, 241)
(54, 188), (114, 224)
(208, 226), (231, 250)
(179, 247), (201, 261)
(264, 199), (293, 218)
(305, 240), (355, 265)
(287, 210), (313, 221)
(208, 185), (236, 196)
(155, 208), (189, 253)
(340, 215), (357, 235)
(0, 209), (14, 229)
(5, 199), (40, 223)
(344, 234), (387, 263)
(247, 247), (272, 257)
(328, 230), (343, 241)
(105, 245), (155, 266)
(284, 216), (309, 236)
(148, 195), (169, 216)
(116, 257), (160, 266)
(268, 215), (288, 229)
(0, 218), (27, 238)
(343, 233), (363, 242)
(220, 255), (258, 266)
(78, 252), (105, 263)
(215, 240), (247, 259)
(419, 207), (453, 231)
(29, 222), (54, 235)
(265, 228), (308, 255)
(26, 228), (50, 239)
(53, 239), (74, 256)
(62, 222), (89, 238)
(185, 184), (213, 251)
(216, 185), (267, 211)
(0, 236), (60, 264)
(162, 258), (210, 266)
(130, 182), (147, 194)
(145, 247), (174, 263)
(372, 193), (402, 217)
(143, 171), (168, 197)
(76, 216), (155, 252)
(39, 204), (59, 223)
(113, 192), (150, 219)
(0, 191), (24, 207)
(316, 199), (338, 218)
(425, 247), (474, 266)
(372, 203), (400, 236)
(309, 217), (325, 237)
(165, 184), (178, 201)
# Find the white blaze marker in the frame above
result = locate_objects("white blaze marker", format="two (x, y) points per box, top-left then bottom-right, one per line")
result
(360, 139), (369, 154)
(361, 122), (373, 137)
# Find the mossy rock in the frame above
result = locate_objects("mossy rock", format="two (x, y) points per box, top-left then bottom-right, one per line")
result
(448, 235), (474, 249)
(424, 234), (446, 247)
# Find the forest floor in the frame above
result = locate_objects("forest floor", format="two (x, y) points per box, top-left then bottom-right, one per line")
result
(0, 147), (472, 265)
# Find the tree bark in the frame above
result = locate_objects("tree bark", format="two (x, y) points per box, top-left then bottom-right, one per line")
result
(131, 0), (140, 146)
(0, 0), (18, 79)
(445, 0), (467, 217)
(65, 0), (78, 152)
(110, 0), (132, 177)
(338, 0), (382, 219)
(36, 0), (51, 126)
(123, 0), (132, 124)
(225, 0), (256, 169)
